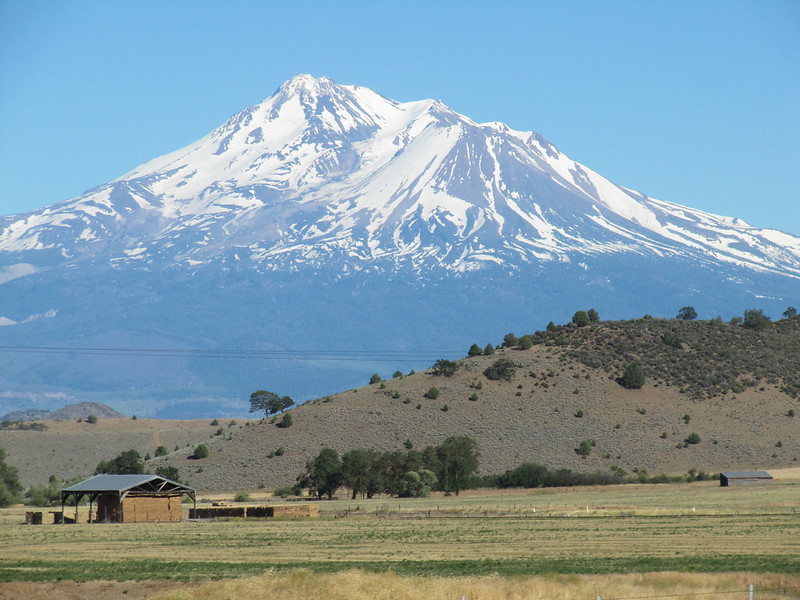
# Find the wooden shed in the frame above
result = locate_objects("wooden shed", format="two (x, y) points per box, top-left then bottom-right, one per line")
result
(61, 474), (196, 523)
(719, 471), (773, 487)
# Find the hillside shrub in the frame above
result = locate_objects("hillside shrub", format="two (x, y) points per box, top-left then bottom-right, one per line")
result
(685, 433), (701, 445)
(192, 444), (209, 459)
(484, 358), (516, 381)
(618, 362), (645, 389)
(575, 439), (595, 457)
(276, 413), (293, 428)
(425, 387), (440, 399)
(155, 466), (181, 482)
(273, 485), (295, 498)
(431, 359), (459, 377)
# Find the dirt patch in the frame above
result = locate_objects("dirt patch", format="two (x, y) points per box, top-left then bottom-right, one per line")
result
(0, 580), (199, 600)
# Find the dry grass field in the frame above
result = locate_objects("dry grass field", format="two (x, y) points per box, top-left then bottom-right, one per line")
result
(1, 482), (799, 599)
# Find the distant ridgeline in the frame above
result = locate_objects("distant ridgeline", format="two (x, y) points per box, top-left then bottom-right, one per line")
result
(1, 402), (126, 423)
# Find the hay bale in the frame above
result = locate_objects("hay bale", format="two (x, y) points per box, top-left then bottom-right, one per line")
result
(122, 493), (183, 523)
(25, 512), (43, 525)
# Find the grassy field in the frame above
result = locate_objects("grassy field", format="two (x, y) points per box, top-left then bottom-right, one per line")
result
(1, 481), (798, 585)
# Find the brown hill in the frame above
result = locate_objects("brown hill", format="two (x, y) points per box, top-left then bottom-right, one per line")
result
(4, 318), (799, 491)
(0, 417), (235, 487)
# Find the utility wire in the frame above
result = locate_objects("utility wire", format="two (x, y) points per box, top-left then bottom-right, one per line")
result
(0, 344), (463, 362)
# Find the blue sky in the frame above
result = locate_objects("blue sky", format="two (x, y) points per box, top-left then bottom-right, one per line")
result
(1, 0), (798, 234)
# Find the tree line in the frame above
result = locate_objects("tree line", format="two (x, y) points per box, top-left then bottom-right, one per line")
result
(295, 436), (479, 499)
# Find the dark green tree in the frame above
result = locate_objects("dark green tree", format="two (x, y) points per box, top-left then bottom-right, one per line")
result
(572, 311), (590, 327)
(685, 433), (701, 445)
(743, 308), (771, 330)
(483, 343), (495, 355)
(502, 333), (519, 348)
(341, 448), (382, 499)
(425, 387), (440, 399)
(483, 358), (516, 381)
(431, 359), (459, 377)
(95, 449), (145, 475)
(618, 362), (646, 389)
(155, 466), (181, 482)
(575, 439), (595, 457)
(677, 306), (698, 320)
(784, 306), (798, 319)
(249, 390), (294, 418)
(467, 343), (482, 357)
(435, 436), (479, 495)
(191, 444), (209, 459)
(497, 462), (547, 488)
(0, 447), (22, 507)
(518, 336), (533, 350)
(587, 308), (600, 323)
(296, 448), (342, 499)
(276, 412), (293, 428)
(377, 450), (419, 496)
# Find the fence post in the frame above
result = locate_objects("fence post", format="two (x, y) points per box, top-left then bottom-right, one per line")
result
(749, 583), (754, 600)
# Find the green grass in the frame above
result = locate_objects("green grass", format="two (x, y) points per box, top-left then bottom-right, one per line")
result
(2, 555), (799, 583)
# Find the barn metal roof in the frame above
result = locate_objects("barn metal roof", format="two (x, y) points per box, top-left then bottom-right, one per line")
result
(720, 471), (772, 479)
(63, 474), (195, 494)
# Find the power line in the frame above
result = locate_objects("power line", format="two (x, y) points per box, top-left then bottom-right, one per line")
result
(0, 344), (463, 363)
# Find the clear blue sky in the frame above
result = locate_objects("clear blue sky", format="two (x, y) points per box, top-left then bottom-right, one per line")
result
(1, 0), (798, 234)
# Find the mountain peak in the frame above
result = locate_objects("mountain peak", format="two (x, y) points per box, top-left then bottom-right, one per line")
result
(1, 76), (799, 280)
(276, 73), (337, 96)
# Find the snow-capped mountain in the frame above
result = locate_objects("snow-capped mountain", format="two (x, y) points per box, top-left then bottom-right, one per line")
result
(1, 75), (798, 418)
(3, 74), (799, 278)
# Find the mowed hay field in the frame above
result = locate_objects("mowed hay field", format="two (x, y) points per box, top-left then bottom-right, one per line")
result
(1, 482), (799, 599)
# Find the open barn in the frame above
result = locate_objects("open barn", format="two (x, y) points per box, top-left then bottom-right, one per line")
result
(61, 474), (196, 523)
